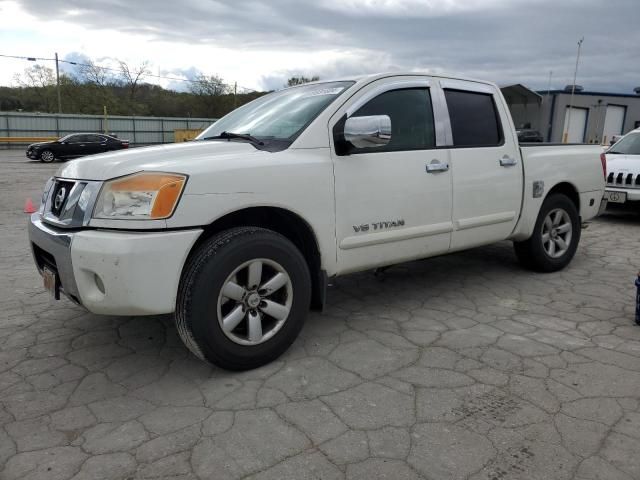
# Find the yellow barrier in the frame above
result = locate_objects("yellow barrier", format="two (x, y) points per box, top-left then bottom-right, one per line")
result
(0, 137), (57, 143)
(174, 129), (203, 142)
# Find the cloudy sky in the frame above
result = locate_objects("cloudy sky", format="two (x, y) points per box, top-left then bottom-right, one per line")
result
(1, 0), (638, 93)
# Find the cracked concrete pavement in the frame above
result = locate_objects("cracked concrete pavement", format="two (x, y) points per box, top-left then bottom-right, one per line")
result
(1, 150), (640, 479)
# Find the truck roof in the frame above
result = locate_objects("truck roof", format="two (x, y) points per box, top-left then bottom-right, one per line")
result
(289, 71), (498, 90)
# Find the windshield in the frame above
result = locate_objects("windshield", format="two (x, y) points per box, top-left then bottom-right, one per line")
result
(58, 134), (74, 142)
(197, 81), (354, 144)
(609, 132), (640, 155)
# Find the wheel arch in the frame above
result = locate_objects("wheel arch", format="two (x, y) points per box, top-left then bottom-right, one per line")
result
(546, 181), (580, 214)
(188, 206), (326, 311)
(511, 180), (581, 242)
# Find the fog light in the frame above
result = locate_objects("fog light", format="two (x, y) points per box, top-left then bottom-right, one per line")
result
(94, 273), (105, 294)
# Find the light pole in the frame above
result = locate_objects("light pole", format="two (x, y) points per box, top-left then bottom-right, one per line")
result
(539, 70), (553, 141)
(563, 37), (584, 143)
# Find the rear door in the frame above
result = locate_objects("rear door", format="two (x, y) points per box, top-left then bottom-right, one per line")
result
(441, 80), (523, 250)
(83, 135), (105, 154)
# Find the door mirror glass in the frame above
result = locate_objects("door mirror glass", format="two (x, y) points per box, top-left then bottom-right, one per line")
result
(344, 115), (392, 149)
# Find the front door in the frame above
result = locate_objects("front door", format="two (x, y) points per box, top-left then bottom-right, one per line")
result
(331, 78), (453, 275)
(440, 80), (523, 251)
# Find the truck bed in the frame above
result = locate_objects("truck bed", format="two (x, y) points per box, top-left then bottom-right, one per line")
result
(510, 143), (605, 241)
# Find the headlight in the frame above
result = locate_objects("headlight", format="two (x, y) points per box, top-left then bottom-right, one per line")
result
(93, 172), (187, 220)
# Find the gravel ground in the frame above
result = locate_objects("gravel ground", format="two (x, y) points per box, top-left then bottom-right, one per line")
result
(1, 149), (640, 480)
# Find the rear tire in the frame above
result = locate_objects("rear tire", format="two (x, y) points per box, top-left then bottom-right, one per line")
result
(175, 227), (311, 370)
(39, 150), (55, 163)
(514, 193), (581, 272)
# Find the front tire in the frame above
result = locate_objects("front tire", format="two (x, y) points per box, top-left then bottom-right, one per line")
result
(175, 227), (311, 370)
(39, 149), (55, 163)
(514, 193), (581, 272)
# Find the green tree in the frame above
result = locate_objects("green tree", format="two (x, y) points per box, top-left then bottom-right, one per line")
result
(12, 65), (57, 112)
(189, 74), (229, 97)
(1, 63), (268, 119)
(286, 75), (319, 87)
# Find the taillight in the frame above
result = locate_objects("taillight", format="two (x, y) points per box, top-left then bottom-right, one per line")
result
(122, 142), (129, 149)
(600, 152), (607, 180)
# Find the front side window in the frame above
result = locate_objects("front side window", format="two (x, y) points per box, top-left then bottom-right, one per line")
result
(609, 132), (640, 155)
(444, 89), (503, 147)
(351, 88), (436, 152)
(197, 81), (354, 148)
(58, 134), (77, 143)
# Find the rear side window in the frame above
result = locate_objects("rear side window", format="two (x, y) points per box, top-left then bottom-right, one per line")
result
(352, 88), (436, 152)
(444, 89), (503, 147)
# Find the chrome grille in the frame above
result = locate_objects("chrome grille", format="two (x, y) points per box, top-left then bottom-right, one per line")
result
(606, 171), (640, 189)
(41, 178), (103, 228)
(50, 180), (75, 217)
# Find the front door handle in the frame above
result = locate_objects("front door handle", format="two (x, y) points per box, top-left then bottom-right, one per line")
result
(426, 160), (449, 173)
(500, 155), (518, 167)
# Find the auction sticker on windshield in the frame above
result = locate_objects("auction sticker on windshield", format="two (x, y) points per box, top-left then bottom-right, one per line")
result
(305, 87), (345, 97)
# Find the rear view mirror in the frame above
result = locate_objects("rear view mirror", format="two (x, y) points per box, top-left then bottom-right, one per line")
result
(344, 115), (392, 149)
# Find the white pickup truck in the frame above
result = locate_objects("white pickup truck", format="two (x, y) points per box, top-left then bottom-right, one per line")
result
(29, 73), (606, 370)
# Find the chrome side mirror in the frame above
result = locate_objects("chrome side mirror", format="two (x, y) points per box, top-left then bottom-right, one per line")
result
(344, 115), (392, 149)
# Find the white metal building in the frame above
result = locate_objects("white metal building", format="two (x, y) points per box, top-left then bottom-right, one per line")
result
(502, 85), (640, 144)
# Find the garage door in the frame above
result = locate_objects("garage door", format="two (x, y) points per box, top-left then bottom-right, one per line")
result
(602, 105), (626, 145)
(563, 107), (588, 143)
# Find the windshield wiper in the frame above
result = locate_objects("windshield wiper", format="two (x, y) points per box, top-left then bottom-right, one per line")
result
(200, 131), (264, 146)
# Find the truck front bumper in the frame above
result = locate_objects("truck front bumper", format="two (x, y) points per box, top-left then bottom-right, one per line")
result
(28, 213), (202, 315)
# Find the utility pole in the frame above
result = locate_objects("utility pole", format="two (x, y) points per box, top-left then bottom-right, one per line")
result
(233, 82), (238, 109)
(55, 52), (62, 113)
(564, 37), (584, 143)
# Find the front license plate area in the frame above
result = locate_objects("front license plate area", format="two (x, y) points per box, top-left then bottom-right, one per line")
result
(605, 191), (627, 204)
(43, 266), (60, 300)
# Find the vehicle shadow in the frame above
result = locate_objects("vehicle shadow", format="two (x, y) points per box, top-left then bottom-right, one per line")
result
(597, 209), (640, 225)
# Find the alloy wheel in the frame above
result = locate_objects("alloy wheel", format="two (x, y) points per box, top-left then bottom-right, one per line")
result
(40, 150), (55, 162)
(216, 258), (293, 345)
(541, 208), (572, 258)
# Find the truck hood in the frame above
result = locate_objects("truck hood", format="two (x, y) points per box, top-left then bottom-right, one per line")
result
(56, 141), (259, 181)
(606, 154), (640, 175)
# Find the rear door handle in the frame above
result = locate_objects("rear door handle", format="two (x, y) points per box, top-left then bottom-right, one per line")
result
(500, 156), (517, 167)
(426, 160), (449, 173)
